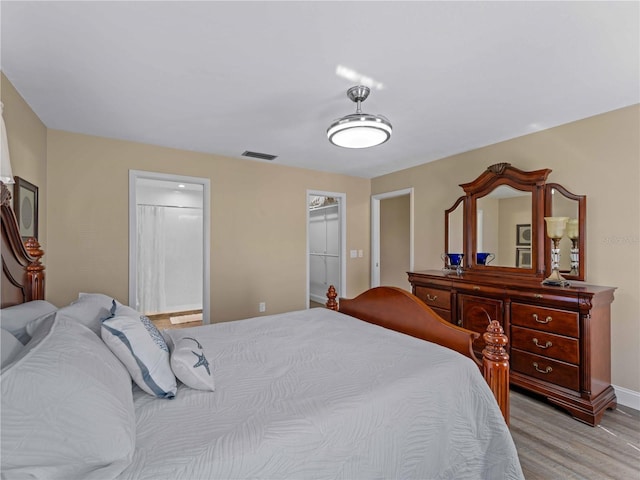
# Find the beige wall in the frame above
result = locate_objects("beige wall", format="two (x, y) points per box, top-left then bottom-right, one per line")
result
(45, 130), (371, 321)
(372, 104), (640, 393)
(1, 72), (48, 249)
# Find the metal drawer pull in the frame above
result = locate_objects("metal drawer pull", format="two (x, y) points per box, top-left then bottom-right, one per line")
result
(426, 294), (438, 302)
(534, 294), (543, 299)
(533, 313), (553, 324)
(473, 286), (480, 291)
(532, 338), (552, 349)
(532, 362), (553, 374)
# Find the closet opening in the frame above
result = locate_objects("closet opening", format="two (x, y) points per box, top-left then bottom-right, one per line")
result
(307, 191), (346, 308)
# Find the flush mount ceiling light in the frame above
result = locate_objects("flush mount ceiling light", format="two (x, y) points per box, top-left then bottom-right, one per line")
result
(327, 86), (392, 149)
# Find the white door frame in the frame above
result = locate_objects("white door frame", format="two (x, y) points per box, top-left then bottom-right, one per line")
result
(371, 188), (414, 287)
(306, 190), (347, 308)
(128, 170), (211, 324)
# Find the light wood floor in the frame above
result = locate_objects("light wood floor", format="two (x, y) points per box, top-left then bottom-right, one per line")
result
(510, 388), (640, 479)
(148, 310), (203, 330)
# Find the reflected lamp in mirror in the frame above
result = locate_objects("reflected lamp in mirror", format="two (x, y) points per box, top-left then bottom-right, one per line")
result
(543, 217), (570, 286)
(566, 218), (579, 275)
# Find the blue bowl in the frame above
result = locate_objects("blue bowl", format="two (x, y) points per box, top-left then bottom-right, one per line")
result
(476, 252), (495, 265)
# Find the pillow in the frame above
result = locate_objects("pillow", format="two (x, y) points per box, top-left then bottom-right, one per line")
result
(102, 302), (176, 398)
(170, 336), (215, 391)
(0, 328), (23, 368)
(1, 315), (135, 479)
(51, 292), (122, 336)
(0, 300), (58, 344)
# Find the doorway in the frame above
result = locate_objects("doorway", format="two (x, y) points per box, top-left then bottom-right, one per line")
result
(371, 188), (414, 289)
(307, 191), (346, 308)
(129, 170), (211, 324)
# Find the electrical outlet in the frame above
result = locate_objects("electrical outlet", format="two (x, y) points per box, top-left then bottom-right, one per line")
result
(259, 302), (266, 312)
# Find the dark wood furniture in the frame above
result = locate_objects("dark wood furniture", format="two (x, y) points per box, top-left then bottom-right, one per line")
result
(326, 284), (512, 425)
(409, 270), (615, 426)
(1, 182), (45, 307)
(410, 163), (615, 426)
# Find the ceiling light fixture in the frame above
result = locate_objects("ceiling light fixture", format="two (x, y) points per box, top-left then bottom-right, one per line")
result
(327, 86), (392, 149)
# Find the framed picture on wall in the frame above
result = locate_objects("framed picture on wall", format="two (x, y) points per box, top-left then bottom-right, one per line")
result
(13, 176), (38, 240)
(516, 223), (531, 246)
(516, 248), (532, 268)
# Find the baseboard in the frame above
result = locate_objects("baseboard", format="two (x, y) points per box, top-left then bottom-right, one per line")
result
(310, 293), (327, 305)
(613, 384), (640, 412)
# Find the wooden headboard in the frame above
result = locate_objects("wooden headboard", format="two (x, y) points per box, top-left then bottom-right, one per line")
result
(1, 182), (45, 307)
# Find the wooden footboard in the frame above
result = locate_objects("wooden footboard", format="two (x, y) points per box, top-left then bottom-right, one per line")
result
(326, 285), (510, 425)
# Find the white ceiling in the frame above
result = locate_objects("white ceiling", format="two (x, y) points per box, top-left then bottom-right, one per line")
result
(1, 1), (638, 179)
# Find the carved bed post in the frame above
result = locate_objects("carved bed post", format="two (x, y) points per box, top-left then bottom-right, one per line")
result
(483, 320), (510, 426)
(326, 285), (338, 310)
(23, 236), (45, 301)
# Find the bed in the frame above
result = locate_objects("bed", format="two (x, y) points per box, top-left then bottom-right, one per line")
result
(0, 182), (524, 479)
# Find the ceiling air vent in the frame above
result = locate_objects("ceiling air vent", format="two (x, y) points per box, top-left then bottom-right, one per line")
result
(242, 151), (278, 161)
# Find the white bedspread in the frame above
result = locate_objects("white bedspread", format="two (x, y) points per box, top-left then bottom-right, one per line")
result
(117, 308), (524, 480)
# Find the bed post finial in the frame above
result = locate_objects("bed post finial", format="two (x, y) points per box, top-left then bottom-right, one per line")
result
(326, 285), (338, 310)
(483, 320), (510, 425)
(23, 237), (45, 301)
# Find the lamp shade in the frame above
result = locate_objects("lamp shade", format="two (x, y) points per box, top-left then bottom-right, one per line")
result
(328, 85), (392, 149)
(566, 218), (579, 239)
(544, 217), (569, 238)
(0, 102), (14, 184)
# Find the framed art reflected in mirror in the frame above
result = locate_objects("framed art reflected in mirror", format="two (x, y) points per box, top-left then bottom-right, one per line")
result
(516, 247), (531, 268)
(516, 224), (531, 247)
(13, 176), (38, 240)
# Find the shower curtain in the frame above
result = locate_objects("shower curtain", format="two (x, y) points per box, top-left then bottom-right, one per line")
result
(137, 204), (204, 316)
(137, 205), (167, 315)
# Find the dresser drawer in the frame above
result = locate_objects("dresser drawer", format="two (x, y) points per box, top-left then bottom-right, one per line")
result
(511, 326), (579, 364)
(511, 303), (579, 337)
(431, 307), (452, 324)
(511, 349), (580, 391)
(414, 286), (451, 311)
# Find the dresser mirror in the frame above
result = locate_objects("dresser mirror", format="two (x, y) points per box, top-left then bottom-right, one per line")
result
(475, 185), (532, 269)
(545, 183), (586, 281)
(445, 163), (587, 281)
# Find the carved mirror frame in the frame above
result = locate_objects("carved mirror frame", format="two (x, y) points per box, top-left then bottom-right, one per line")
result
(544, 183), (586, 281)
(459, 163), (551, 280)
(446, 163), (587, 282)
(444, 196), (465, 269)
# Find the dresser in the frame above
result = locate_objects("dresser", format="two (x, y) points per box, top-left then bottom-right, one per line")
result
(408, 270), (616, 426)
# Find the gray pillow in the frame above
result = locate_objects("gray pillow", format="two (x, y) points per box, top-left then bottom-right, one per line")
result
(54, 292), (122, 336)
(1, 315), (136, 478)
(0, 300), (58, 344)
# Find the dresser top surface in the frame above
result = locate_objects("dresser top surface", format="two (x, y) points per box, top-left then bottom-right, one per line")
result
(408, 270), (616, 296)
